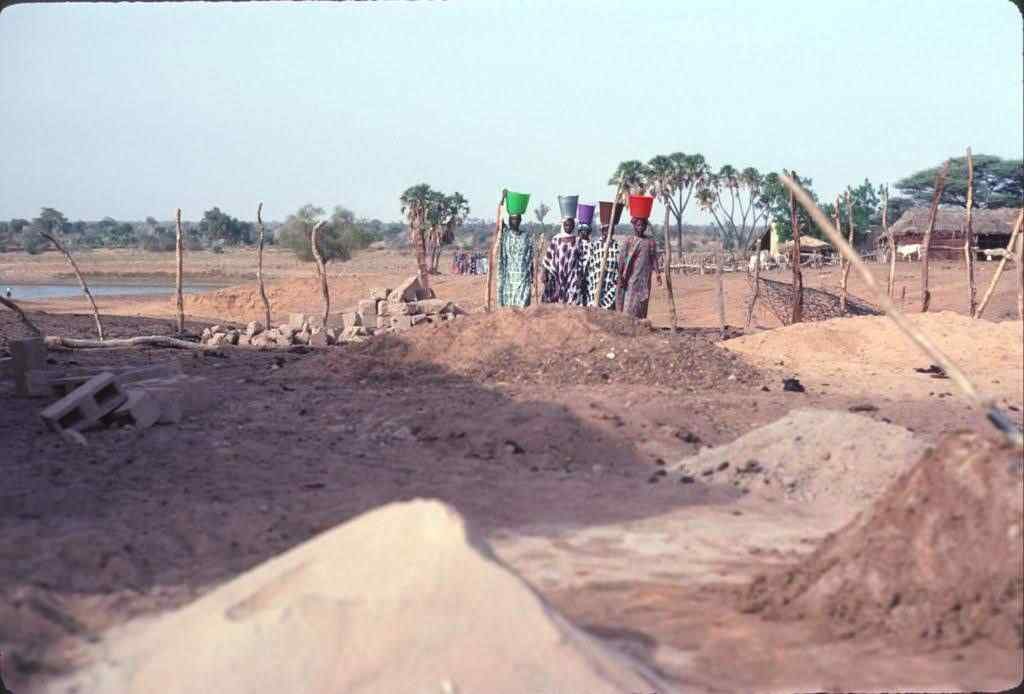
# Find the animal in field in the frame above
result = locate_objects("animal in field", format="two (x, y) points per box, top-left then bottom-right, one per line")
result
(983, 248), (1007, 261)
(897, 243), (922, 261)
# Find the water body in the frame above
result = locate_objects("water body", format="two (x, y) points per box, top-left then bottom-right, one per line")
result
(1, 284), (211, 300)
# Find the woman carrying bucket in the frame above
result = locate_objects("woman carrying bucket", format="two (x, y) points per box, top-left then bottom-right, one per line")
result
(497, 191), (535, 308)
(615, 195), (662, 318)
(541, 195), (587, 304)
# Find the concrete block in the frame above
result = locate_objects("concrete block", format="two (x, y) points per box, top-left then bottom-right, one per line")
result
(106, 389), (161, 430)
(40, 372), (127, 434)
(361, 312), (380, 329)
(410, 313), (429, 326)
(391, 315), (414, 332)
(412, 299), (454, 316)
(245, 320), (264, 336)
(288, 313), (308, 329)
(389, 275), (423, 303)
(10, 337), (47, 397)
(357, 299), (377, 317)
(376, 299), (389, 317)
(368, 287), (390, 301)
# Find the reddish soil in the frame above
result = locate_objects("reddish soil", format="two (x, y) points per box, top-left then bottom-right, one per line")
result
(742, 431), (1024, 649)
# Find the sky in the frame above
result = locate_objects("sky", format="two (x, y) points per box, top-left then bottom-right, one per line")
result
(0, 0), (1021, 224)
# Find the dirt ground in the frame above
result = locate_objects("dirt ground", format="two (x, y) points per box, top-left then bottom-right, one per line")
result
(1, 247), (1022, 693)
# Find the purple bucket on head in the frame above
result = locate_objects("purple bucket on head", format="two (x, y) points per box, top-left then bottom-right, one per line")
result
(577, 203), (596, 226)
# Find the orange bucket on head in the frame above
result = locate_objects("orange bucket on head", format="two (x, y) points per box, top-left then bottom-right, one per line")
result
(628, 195), (654, 220)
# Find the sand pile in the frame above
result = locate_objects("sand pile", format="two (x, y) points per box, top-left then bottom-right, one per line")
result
(49, 500), (673, 694)
(741, 432), (1024, 649)
(723, 312), (1024, 401)
(302, 304), (762, 388)
(671, 409), (920, 519)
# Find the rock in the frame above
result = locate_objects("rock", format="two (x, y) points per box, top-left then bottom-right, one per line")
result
(389, 275), (424, 303)
(201, 327), (213, 341)
(294, 330), (311, 345)
(245, 320), (264, 337)
(264, 328), (282, 341)
(679, 475), (696, 484)
(208, 333), (228, 347)
(225, 330), (240, 346)
(782, 377), (806, 393)
(288, 313), (308, 330)
(412, 299), (454, 316)
(251, 334), (273, 347)
(236, 334), (251, 346)
(209, 324), (223, 335)
(717, 461), (730, 471)
(738, 460), (763, 474)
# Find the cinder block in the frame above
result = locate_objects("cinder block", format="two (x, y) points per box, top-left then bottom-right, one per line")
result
(40, 372), (127, 433)
(288, 313), (308, 329)
(47, 363), (184, 398)
(10, 337), (47, 397)
(410, 313), (429, 326)
(106, 389), (161, 429)
(391, 315), (414, 332)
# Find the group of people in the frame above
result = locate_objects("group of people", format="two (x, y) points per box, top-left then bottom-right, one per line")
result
(495, 192), (663, 318)
(450, 249), (488, 275)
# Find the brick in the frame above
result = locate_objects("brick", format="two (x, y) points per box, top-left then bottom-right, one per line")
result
(40, 372), (127, 434)
(106, 389), (161, 429)
(10, 337), (47, 397)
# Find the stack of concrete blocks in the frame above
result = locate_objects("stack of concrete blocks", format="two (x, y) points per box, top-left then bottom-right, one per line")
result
(351, 276), (459, 336)
(202, 313), (340, 348)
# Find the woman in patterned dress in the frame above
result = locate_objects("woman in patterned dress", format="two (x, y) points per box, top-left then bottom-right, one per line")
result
(616, 198), (662, 318)
(498, 213), (535, 307)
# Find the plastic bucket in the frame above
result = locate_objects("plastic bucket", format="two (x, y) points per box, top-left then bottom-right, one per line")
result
(506, 192), (529, 215)
(577, 203), (595, 225)
(629, 195), (654, 219)
(599, 201), (625, 226)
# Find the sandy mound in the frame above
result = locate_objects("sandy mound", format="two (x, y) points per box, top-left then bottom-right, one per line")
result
(49, 500), (673, 694)
(297, 304), (762, 388)
(741, 432), (1024, 649)
(671, 409), (920, 519)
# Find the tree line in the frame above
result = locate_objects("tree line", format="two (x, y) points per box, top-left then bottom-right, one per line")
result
(608, 153), (1022, 250)
(0, 205), (408, 259)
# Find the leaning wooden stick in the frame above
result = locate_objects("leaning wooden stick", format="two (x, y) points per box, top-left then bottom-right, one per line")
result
(310, 220), (330, 327)
(882, 186), (895, 298)
(175, 208), (185, 334)
(39, 231), (104, 341)
(781, 174), (1021, 446)
(788, 172), (803, 323)
(661, 196), (678, 331)
(964, 149), (977, 316)
(975, 210), (1023, 319)
(715, 249), (725, 335)
(0, 295), (42, 335)
(745, 246), (761, 329)
(920, 160), (950, 313)
(486, 190), (507, 312)
(256, 202), (272, 330)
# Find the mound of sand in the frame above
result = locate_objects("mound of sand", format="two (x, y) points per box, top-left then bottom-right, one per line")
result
(723, 312), (1024, 401)
(50, 500), (672, 694)
(741, 432), (1024, 649)
(297, 304), (761, 388)
(671, 409), (920, 520)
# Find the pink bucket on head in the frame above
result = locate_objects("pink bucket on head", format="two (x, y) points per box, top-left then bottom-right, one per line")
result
(576, 203), (595, 225)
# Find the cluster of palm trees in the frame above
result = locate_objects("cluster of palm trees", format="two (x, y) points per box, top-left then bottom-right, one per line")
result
(608, 154), (775, 251)
(399, 184), (471, 280)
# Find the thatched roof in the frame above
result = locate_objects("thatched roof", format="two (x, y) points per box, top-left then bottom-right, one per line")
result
(781, 236), (831, 249)
(890, 207), (1020, 238)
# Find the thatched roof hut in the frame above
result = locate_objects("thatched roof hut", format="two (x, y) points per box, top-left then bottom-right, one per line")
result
(889, 207), (1020, 260)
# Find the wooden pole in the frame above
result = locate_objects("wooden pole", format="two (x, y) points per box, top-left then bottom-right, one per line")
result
(715, 248), (726, 335)
(486, 190), (507, 311)
(964, 149), (977, 317)
(661, 196), (678, 331)
(920, 160), (950, 313)
(745, 243), (761, 329)
(834, 195), (845, 311)
(841, 190), (855, 313)
(1017, 230), (1023, 321)
(0, 295), (42, 335)
(883, 187), (896, 299)
(256, 202), (272, 329)
(310, 220), (330, 327)
(594, 185), (623, 307)
(788, 172), (803, 323)
(40, 231), (104, 340)
(175, 208), (185, 334)
(975, 210), (1023, 319)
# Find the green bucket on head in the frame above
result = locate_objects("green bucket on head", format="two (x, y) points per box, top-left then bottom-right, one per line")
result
(506, 191), (530, 215)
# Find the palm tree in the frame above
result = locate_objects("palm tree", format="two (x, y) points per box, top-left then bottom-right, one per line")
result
(430, 192), (470, 272)
(671, 152), (710, 249)
(696, 165), (770, 250)
(533, 202), (551, 234)
(608, 160), (649, 197)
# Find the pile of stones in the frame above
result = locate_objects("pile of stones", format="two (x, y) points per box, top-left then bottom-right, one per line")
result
(198, 276), (463, 348)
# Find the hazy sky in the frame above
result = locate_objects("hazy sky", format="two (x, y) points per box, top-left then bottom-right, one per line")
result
(1, 0), (1020, 223)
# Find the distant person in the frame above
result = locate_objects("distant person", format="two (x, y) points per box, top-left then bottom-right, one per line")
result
(4, 288), (11, 299)
(541, 195), (585, 304)
(616, 195), (662, 319)
(497, 191), (534, 308)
